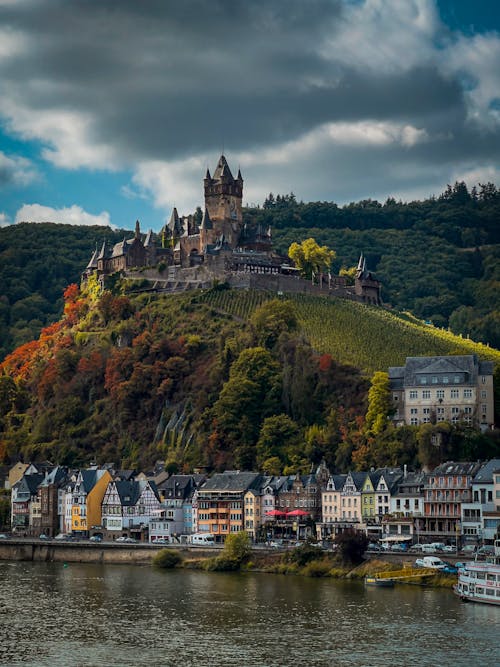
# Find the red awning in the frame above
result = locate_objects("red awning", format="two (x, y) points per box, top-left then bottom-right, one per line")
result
(265, 510), (287, 517)
(286, 509), (310, 517)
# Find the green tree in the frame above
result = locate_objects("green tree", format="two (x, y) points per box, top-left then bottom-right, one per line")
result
(365, 371), (393, 434)
(256, 414), (301, 469)
(334, 529), (368, 564)
(288, 238), (336, 279)
(223, 531), (251, 562)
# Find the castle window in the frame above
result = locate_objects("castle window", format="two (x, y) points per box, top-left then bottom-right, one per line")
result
(436, 389), (444, 399)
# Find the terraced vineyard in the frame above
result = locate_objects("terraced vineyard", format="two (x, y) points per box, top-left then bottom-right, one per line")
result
(198, 288), (500, 374)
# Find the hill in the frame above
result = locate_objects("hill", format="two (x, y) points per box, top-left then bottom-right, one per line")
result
(1, 181), (499, 360)
(0, 222), (126, 361)
(1, 282), (498, 474)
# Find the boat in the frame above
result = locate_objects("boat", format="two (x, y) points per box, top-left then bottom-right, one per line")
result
(454, 539), (500, 606)
(365, 576), (394, 587)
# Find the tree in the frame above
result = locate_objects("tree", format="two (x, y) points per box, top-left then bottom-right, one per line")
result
(223, 531), (251, 562)
(334, 529), (368, 564)
(288, 238), (336, 280)
(365, 371), (393, 434)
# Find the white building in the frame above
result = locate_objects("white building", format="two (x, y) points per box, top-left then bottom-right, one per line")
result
(389, 355), (494, 431)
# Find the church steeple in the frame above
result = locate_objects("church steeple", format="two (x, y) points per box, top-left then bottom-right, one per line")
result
(135, 219), (141, 239)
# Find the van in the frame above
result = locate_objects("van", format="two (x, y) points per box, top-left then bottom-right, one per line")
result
(415, 556), (446, 570)
(188, 533), (215, 545)
(421, 544), (437, 553)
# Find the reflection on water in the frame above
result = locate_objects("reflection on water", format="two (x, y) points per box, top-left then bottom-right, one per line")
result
(0, 561), (499, 666)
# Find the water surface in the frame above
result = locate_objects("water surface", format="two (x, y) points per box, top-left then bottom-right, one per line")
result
(0, 562), (498, 666)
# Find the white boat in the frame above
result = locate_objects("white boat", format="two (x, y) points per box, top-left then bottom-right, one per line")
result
(454, 539), (500, 606)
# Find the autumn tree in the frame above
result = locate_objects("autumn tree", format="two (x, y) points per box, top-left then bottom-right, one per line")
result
(365, 371), (393, 435)
(288, 238), (336, 279)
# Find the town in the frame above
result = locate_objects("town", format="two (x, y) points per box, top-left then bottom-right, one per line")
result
(3, 457), (499, 553)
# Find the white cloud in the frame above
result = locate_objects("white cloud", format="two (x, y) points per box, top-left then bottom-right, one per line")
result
(443, 33), (500, 127)
(0, 212), (10, 226)
(14, 203), (114, 227)
(0, 150), (39, 186)
(131, 121), (431, 214)
(0, 103), (121, 171)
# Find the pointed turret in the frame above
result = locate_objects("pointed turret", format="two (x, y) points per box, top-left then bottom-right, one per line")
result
(205, 167), (212, 181)
(213, 154), (234, 181)
(86, 244), (99, 269)
(237, 168), (243, 182)
(144, 229), (153, 247)
(168, 207), (183, 237)
(200, 207), (213, 230)
(135, 219), (140, 239)
(97, 240), (107, 261)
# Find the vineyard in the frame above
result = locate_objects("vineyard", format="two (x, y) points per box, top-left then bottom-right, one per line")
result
(196, 288), (500, 375)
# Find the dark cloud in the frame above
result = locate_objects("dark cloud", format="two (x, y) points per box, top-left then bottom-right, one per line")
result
(0, 0), (498, 208)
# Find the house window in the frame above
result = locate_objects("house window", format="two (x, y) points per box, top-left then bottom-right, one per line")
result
(436, 389), (444, 399)
(451, 407), (459, 414)
(420, 377), (427, 385)
(410, 408), (418, 415)
(464, 407), (472, 414)
(410, 418), (418, 425)
(422, 390), (430, 399)
(451, 389), (459, 398)
(454, 376), (460, 383)
(481, 390), (487, 398)
(409, 390), (418, 399)
(443, 377), (449, 384)
(431, 376), (438, 384)
(464, 389), (472, 398)
(481, 376), (486, 384)
(423, 408), (430, 415)
(393, 394), (398, 401)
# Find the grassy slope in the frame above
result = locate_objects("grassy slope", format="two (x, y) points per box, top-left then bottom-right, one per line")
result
(197, 289), (499, 374)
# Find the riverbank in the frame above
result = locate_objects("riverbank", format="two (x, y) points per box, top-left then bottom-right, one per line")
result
(0, 538), (458, 587)
(165, 549), (457, 588)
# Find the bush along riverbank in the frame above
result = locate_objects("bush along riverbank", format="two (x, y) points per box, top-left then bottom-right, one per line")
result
(152, 537), (457, 588)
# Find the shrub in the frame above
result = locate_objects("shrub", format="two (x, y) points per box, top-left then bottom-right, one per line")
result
(288, 542), (324, 567)
(152, 549), (182, 569)
(301, 560), (331, 577)
(334, 529), (368, 565)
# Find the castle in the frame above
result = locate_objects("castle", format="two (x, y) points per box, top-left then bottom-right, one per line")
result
(82, 155), (381, 304)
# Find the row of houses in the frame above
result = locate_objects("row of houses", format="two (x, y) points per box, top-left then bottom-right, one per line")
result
(5, 458), (500, 546)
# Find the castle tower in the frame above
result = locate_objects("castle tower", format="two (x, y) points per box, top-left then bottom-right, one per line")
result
(204, 155), (243, 248)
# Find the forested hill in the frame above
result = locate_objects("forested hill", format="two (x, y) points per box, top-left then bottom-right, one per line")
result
(0, 180), (499, 362)
(245, 181), (500, 348)
(0, 223), (126, 360)
(0, 285), (498, 474)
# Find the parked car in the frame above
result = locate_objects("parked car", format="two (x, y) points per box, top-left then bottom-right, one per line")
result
(89, 535), (102, 542)
(415, 556), (447, 570)
(116, 536), (137, 543)
(477, 545), (494, 557)
(390, 543), (408, 552)
(39, 534), (50, 540)
(367, 543), (381, 552)
(409, 544), (424, 553)
(154, 538), (169, 544)
(54, 533), (69, 540)
(441, 545), (456, 553)
(0, 533), (10, 539)
(459, 544), (477, 556)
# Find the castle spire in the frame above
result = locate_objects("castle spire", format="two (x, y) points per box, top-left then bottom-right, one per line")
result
(200, 207), (213, 230)
(135, 219), (140, 239)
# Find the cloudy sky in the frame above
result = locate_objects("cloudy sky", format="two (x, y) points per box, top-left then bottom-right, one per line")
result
(0, 0), (499, 231)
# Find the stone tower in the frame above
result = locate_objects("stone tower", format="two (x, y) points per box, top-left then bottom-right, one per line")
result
(204, 155), (243, 247)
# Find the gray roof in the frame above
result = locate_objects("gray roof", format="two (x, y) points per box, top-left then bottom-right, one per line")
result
(389, 355), (494, 389)
(431, 461), (482, 477)
(473, 459), (500, 484)
(199, 471), (261, 493)
(212, 154), (234, 181)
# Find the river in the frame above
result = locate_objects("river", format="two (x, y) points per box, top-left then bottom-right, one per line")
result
(0, 561), (499, 667)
